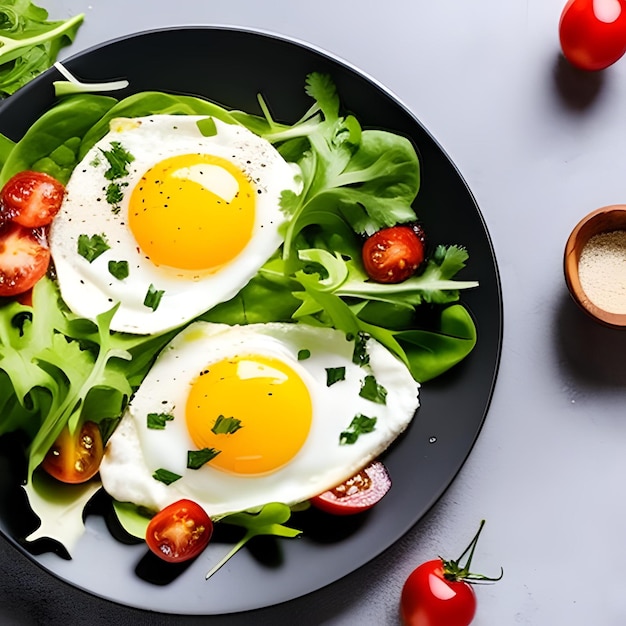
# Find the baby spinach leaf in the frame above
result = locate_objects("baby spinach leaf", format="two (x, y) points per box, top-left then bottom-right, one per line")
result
(0, 93), (116, 185)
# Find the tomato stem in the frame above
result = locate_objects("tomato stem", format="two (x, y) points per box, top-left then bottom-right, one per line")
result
(441, 519), (503, 584)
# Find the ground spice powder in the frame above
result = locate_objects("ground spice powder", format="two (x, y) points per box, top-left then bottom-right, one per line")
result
(578, 229), (626, 314)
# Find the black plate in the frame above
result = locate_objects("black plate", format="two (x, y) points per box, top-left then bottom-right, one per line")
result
(0, 26), (502, 615)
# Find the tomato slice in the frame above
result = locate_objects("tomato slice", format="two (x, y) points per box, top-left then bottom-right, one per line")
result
(0, 223), (50, 297)
(41, 421), (104, 484)
(362, 224), (426, 284)
(310, 460), (392, 515)
(0, 171), (65, 228)
(146, 499), (213, 563)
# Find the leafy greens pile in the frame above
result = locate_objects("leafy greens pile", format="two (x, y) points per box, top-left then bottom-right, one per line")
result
(0, 72), (478, 558)
(0, 0), (84, 98)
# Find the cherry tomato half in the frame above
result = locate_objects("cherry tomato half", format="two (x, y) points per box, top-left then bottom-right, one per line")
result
(559, 0), (626, 71)
(0, 223), (50, 297)
(41, 421), (104, 484)
(0, 170), (65, 228)
(310, 460), (391, 515)
(146, 499), (213, 563)
(401, 559), (476, 626)
(362, 224), (426, 284)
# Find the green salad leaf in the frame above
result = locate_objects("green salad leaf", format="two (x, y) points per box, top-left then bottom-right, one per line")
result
(0, 73), (480, 563)
(0, 277), (174, 483)
(205, 503), (301, 579)
(0, 1), (84, 98)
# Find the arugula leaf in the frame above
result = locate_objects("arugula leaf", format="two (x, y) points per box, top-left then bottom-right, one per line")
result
(205, 503), (301, 579)
(0, 2), (84, 97)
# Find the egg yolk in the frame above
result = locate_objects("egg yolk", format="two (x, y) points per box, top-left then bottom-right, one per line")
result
(185, 355), (312, 476)
(128, 153), (255, 271)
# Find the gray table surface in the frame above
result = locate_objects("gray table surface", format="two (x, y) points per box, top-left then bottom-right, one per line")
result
(3, 1), (626, 624)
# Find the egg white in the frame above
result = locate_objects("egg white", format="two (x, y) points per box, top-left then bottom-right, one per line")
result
(49, 115), (300, 334)
(99, 322), (420, 518)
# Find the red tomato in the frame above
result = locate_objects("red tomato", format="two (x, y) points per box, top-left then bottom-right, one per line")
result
(310, 460), (391, 515)
(41, 421), (104, 484)
(146, 499), (213, 563)
(0, 223), (50, 297)
(362, 224), (426, 284)
(401, 559), (477, 626)
(400, 520), (502, 626)
(559, 0), (626, 71)
(0, 170), (65, 228)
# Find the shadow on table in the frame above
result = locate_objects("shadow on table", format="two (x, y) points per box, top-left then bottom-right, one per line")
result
(554, 292), (626, 388)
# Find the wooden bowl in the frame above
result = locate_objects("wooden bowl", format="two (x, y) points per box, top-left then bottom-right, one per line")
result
(564, 204), (626, 328)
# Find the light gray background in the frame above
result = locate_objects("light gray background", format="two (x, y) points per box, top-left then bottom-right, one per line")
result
(3, 1), (626, 624)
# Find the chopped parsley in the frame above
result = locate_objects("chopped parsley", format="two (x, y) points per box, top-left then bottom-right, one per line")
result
(351, 331), (370, 366)
(143, 284), (165, 311)
(77, 233), (110, 263)
(152, 468), (182, 485)
(212, 415), (242, 435)
(325, 366), (346, 386)
(105, 181), (126, 211)
(340, 413), (377, 445)
(297, 349), (311, 361)
(108, 260), (129, 280)
(187, 447), (221, 469)
(100, 141), (135, 180)
(147, 412), (174, 430)
(359, 375), (388, 404)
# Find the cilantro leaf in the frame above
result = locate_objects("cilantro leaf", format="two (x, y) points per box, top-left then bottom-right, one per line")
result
(359, 375), (387, 404)
(212, 415), (242, 435)
(152, 468), (181, 485)
(325, 366), (346, 386)
(340, 413), (377, 445)
(147, 412), (174, 430)
(143, 284), (164, 311)
(100, 141), (134, 180)
(77, 233), (110, 263)
(187, 447), (220, 469)
(107, 259), (129, 280)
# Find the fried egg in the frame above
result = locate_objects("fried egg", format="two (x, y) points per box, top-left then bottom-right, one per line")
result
(49, 115), (300, 334)
(99, 322), (420, 518)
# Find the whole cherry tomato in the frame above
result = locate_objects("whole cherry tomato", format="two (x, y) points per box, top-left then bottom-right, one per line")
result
(400, 520), (502, 626)
(362, 224), (426, 284)
(1, 170), (65, 228)
(146, 499), (213, 563)
(559, 0), (626, 71)
(41, 421), (104, 484)
(310, 460), (391, 515)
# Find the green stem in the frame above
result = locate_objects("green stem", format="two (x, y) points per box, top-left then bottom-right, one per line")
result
(0, 14), (84, 65)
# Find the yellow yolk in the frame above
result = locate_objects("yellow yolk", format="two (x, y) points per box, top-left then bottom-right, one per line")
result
(185, 355), (313, 476)
(128, 153), (256, 271)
